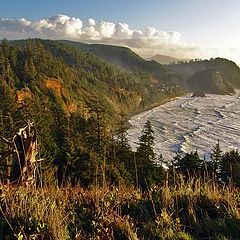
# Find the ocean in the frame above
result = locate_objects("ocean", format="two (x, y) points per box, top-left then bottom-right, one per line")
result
(127, 91), (240, 162)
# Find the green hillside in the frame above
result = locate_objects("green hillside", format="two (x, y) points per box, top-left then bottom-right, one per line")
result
(60, 41), (240, 95)
(60, 40), (182, 84)
(188, 69), (235, 94)
(167, 58), (240, 92)
(9, 39), (183, 116)
(0, 38), (183, 187)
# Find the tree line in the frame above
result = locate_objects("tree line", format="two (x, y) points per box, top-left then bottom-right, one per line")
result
(0, 38), (239, 190)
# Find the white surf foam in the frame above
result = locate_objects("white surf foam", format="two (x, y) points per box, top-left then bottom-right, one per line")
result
(127, 91), (240, 162)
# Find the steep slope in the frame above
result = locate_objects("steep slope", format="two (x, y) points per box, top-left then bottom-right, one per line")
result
(4, 39), (183, 118)
(0, 38), (185, 183)
(166, 58), (240, 90)
(59, 40), (182, 84)
(188, 70), (235, 94)
(148, 54), (184, 64)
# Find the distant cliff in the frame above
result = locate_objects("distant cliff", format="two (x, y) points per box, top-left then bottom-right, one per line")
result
(166, 58), (240, 93)
(188, 70), (235, 95)
(148, 54), (184, 65)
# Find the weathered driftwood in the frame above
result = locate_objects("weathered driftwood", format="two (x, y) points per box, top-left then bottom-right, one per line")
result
(0, 122), (39, 186)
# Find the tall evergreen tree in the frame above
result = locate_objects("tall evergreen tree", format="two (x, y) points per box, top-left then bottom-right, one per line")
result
(209, 140), (222, 178)
(220, 150), (240, 186)
(136, 120), (156, 189)
(137, 120), (155, 163)
(174, 151), (202, 179)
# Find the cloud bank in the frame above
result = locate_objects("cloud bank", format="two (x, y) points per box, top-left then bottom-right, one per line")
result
(0, 14), (226, 60)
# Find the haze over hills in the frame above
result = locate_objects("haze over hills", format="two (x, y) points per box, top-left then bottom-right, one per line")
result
(148, 54), (186, 65)
(60, 40), (240, 95)
(188, 69), (235, 95)
(166, 58), (240, 94)
(59, 40), (180, 83)
(1, 1), (240, 238)
(2, 38), (240, 122)
(2, 38), (183, 120)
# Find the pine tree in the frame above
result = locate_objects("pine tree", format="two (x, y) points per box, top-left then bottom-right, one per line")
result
(174, 151), (202, 179)
(210, 140), (222, 177)
(114, 115), (134, 184)
(22, 42), (37, 81)
(220, 150), (240, 186)
(137, 120), (155, 163)
(136, 120), (156, 189)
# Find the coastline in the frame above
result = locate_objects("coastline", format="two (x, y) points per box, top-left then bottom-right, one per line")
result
(128, 89), (240, 120)
(127, 90), (240, 161)
(127, 92), (190, 119)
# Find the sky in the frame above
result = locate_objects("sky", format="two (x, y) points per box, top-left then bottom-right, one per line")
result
(1, 0), (240, 62)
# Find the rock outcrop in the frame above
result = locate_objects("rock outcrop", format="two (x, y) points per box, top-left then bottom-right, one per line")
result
(192, 90), (206, 97)
(188, 70), (235, 95)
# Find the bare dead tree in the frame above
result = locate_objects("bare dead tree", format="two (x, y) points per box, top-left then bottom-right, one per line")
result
(0, 121), (39, 186)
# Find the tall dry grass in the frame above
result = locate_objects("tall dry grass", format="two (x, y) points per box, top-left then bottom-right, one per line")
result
(0, 176), (239, 239)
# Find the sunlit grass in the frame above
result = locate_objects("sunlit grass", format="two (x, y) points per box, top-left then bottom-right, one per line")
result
(0, 177), (239, 239)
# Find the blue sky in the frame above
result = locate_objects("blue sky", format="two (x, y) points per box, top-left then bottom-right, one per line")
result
(1, 0), (240, 61)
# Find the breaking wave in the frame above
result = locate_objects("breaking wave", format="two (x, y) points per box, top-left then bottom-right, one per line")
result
(127, 91), (240, 162)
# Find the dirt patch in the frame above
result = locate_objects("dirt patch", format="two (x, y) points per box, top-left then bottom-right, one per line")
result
(65, 102), (78, 113)
(16, 88), (33, 105)
(45, 79), (66, 95)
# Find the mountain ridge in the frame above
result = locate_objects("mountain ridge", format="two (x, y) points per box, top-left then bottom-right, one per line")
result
(188, 69), (235, 94)
(3, 38), (183, 119)
(59, 40), (240, 95)
(148, 54), (186, 64)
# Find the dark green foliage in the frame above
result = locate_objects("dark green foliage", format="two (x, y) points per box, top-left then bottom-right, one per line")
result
(188, 69), (235, 94)
(0, 38), (239, 190)
(208, 141), (223, 178)
(167, 57), (240, 93)
(174, 151), (202, 179)
(136, 121), (165, 189)
(0, 38), (184, 188)
(136, 120), (155, 189)
(220, 150), (240, 186)
(137, 120), (155, 163)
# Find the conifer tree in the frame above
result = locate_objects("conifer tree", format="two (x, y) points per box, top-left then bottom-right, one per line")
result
(137, 120), (155, 163)
(210, 140), (222, 177)
(174, 151), (202, 179)
(113, 115), (134, 184)
(136, 120), (156, 189)
(220, 150), (240, 186)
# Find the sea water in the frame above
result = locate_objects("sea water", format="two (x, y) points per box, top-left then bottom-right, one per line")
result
(127, 91), (240, 162)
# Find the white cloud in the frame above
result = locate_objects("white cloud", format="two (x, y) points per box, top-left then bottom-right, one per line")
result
(1, 14), (234, 61)
(95, 21), (115, 38)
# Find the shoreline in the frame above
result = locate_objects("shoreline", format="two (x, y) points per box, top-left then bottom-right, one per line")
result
(128, 89), (240, 120)
(127, 90), (240, 161)
(127, 92), (190, 120)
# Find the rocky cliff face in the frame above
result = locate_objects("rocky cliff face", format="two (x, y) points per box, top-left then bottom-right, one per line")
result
(188, 70), (235, 95)
(166, 58), (240, 92)
(192, 90), (206, 97)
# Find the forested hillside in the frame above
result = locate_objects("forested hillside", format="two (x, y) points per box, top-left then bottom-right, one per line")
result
(188, 69), (235, 94)
(60, 40), (183, 85)
(9, 39), (184, 115)
(166, 58), (240, 93)
(0, 38), (183, 186)
(60, 40), (240, 94)
(1, 39), (240, 239)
